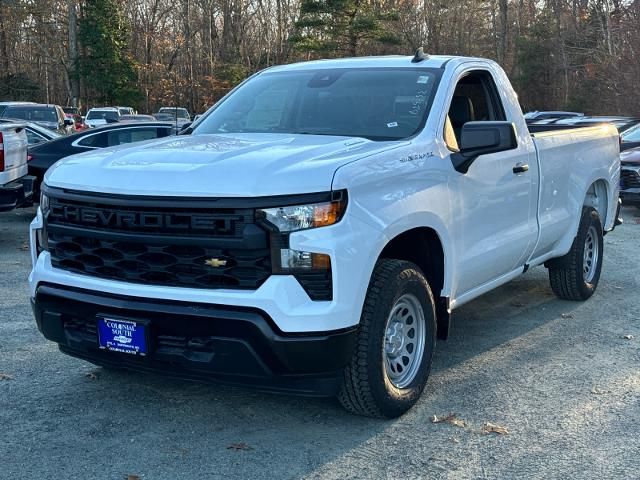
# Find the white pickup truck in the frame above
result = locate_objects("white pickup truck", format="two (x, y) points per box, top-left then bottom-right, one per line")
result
(29, 53), (621, 418)
(0, 123), (34, 211)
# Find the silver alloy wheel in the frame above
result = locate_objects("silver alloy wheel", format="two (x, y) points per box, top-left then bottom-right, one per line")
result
(583, 225), (599, 283)
(383, 293), (426, 389)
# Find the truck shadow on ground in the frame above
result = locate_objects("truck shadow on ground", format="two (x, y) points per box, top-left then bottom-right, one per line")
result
(40, 267), (584, 477)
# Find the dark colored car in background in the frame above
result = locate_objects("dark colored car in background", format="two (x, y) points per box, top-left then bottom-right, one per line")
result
(0, 104), (73, 134)
(62, 106), (81, 116)
(620, 123), (640, 152)
(27, 122), (175, 193)
(524, 111), (584, 122)
(620, 147), (640, 207)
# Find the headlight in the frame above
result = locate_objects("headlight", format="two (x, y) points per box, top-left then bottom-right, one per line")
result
(258, 194), (347, 232)
(40, 190), (49, 213)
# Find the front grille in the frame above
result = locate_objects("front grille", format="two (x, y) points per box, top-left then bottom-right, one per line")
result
(620, 168), (640, 189)
(46, 193), (272, 290)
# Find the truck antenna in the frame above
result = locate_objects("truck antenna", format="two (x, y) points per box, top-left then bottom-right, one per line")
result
(411, 47), (430, 63)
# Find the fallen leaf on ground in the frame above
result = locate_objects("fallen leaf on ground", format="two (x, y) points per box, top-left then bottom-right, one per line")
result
(591, 387), (608, 395)
(85, 371), (99, 380)
(482, 422), (509, 435)
(0, 373), (14, 381)
(227, 443), (252, 451)
(431, 413), (466, 428)
(449, 437), (460, 444)
(126, 475), (140, 480)
(622, 335), (634, 340)
(561, 313), (574, 319)
(18, 241), (29, 251)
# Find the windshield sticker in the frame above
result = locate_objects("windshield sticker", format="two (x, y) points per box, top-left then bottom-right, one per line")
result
(387, 122), (398, 128)
(417, 76), (429, 84)
(409, 89), (429, 115)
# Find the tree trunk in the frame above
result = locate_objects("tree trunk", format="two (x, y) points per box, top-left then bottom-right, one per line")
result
(68, 0), (80, 108)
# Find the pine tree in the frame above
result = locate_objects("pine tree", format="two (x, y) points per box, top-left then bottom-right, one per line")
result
(78, 0), (141, 105)
(291, 0), (401, 57)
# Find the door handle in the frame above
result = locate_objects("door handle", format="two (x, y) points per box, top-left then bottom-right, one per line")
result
(513, 163), (529, 174)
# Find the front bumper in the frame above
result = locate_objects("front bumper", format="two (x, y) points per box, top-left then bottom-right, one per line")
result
(620, 189), (640, 206)
(32, 284), (358, 396)
(0, 175), (35, 211)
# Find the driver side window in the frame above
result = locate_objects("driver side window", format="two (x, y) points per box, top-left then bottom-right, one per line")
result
(444, 70), (506, 150)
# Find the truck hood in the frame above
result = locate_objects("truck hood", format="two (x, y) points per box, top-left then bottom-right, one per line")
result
(45, 133), (404, 197)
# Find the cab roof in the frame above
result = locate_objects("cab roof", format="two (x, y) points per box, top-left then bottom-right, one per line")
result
(265, 55), (482, 72)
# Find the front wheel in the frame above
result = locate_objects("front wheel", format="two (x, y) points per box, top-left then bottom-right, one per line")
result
(338, 259), (436, 418)
(548, 206), (604, 301)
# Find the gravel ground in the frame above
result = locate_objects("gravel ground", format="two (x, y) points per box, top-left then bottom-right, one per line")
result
(1, 206), (639, 480)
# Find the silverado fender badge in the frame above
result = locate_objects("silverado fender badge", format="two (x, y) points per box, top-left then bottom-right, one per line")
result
(400, 152), (433, 163)
(205, 258), (227, 268)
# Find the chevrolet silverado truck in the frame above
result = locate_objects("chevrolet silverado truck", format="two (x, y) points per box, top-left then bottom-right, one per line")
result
(29, 52), (621, 418)
(0, 122), (34, 211)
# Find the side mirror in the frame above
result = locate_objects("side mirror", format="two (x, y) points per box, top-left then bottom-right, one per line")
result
(451, 121), (518, 174)
(178, 122), (193, 134)
(64, 118), (74, 126)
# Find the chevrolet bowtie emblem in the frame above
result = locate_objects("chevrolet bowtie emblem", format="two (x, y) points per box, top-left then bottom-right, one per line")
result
(205, 258), (227, 268)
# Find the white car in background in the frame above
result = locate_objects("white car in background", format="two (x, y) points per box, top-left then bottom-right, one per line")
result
(116, 106), (136, 116)
(85, 107), (120, 128)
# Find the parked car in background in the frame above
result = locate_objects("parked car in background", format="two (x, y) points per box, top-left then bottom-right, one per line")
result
(62, 107), (81, 116)
(155, 108), (191, 128)
(620, 123), (640, 152)
(65, 113), (87, 132)
(524, 111), (584, 122)
(27, 121), (175, 193)
(0, 122), (35, 211)
(0, 118), (62, 145)
(619, 147), (640, 207)
(158, 106), (191, 121)
(85, 107), (120, 128)
(0, 104), (73, 134)
(553, 116), (640, 133)
(0, 101), (36, 117)
(120, 114), (156, 122)
(116, 106), (136, 116)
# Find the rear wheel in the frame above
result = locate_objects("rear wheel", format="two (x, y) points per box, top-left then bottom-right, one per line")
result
(548, 207), (604, 301)
(338, 259), (436, 418)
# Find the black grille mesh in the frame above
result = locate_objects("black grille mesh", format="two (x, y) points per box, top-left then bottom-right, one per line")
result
(46, 196), (272, 290)
(621, 169), (640, 189)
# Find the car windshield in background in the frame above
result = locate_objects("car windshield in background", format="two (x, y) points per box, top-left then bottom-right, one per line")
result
(154, 113), (176, 121)
(87, 110), (119, 121)
(159, 108), (189, 119)
(194, 68), (441, 141)
(622, 124), (640, 142)
(3, 107), (57, 122)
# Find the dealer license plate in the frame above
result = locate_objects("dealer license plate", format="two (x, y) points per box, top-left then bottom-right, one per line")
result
(97, 317), (147, 356)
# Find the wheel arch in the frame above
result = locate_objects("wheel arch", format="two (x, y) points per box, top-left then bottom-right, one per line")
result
(377, 226), (451, 340)
(583, 178), (609, 229)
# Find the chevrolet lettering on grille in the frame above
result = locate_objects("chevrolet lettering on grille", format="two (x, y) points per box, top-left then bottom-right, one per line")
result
(49, 204), (236, 233)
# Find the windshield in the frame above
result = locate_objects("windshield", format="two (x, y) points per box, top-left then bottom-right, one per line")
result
(622, 123), (640, 142)
(87, 110), (119, 121)
(4, 106), (57, 123)
(194, 68), (441, 141)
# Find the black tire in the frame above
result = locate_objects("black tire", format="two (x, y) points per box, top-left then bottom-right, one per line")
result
(548, 206), (604, 301)
(338, 259), (436, 418)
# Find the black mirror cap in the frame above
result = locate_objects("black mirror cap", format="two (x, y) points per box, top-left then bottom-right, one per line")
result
(451, 121), (518, 174)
